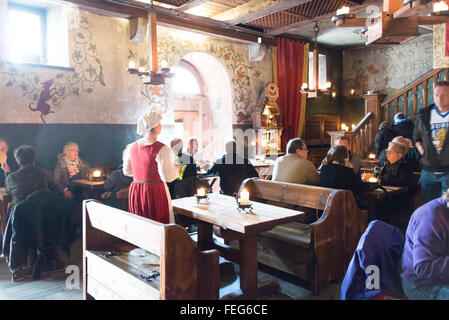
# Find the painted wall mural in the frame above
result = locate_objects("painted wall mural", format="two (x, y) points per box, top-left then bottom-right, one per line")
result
(343, 34), (433, 97)
(0, 6), (272, 125)
(0, 10), (105, 123)
(433, 23), (449, 69)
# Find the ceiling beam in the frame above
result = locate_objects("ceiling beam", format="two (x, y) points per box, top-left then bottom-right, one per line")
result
(177, 0), (210, 12)
(58, 0), (277, 45)
(211, 0), (314, 25)
(268, 0), (381, 36)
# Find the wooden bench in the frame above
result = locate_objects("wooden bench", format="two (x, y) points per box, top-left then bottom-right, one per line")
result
(235, 178), (368, 295)
(83, 199), (220, 300)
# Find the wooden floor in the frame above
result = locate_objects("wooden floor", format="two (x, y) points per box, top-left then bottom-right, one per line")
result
(0, 234), (341, 300)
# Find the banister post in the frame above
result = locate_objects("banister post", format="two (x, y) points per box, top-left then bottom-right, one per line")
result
(363, 93), (385, 132)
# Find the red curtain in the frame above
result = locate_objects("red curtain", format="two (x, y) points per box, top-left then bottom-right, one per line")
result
(276, 38), (306, 152)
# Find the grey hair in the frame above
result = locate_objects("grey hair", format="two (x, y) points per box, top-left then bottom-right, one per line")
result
(63, 142), (79, 154)
(388, 141), (407, 157)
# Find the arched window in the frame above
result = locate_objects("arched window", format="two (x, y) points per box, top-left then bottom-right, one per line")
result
(171, 64), (202, 95)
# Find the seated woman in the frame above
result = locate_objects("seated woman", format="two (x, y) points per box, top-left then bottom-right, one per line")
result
(53, 142), (90, 231)
(319, 145), (364, 200)
(6, 145), (57, 207)
(380, 141), (414, 188)
(186, 137), (203, 164)
(377, 141), (416, 228)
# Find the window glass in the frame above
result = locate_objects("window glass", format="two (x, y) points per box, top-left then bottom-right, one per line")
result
(8, 8), (43, 64)
(308, 51), (327, 90)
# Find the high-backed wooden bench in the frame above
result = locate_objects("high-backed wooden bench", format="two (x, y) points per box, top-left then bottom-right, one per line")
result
(83, 200), (219, 300)
(236, 178), (368, 295)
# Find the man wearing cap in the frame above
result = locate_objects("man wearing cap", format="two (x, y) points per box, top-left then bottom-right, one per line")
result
(414, 80), (449, 201)
(392, 112), (415, 141)
(123, 107), (179, 224)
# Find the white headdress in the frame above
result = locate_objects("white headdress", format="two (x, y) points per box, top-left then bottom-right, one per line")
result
(137, 106), (162, 136)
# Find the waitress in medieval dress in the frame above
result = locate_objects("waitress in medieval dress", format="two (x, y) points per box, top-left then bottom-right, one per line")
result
(123, 108), (179, 224)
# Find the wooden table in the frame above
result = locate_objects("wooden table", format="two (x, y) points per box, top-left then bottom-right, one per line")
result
(71, 179), (105, 199)
(360, 185), (408, 220)
(172, 193), (304, 299)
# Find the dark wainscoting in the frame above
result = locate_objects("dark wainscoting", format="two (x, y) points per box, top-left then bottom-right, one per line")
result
(0, 123), (140, 171)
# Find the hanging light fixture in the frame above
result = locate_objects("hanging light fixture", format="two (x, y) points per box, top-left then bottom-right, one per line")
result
(126, 0), (174, 85)
(301, 21), (332, 98)
(332, 0), (449, 45)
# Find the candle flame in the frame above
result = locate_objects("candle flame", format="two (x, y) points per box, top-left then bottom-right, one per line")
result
(336, 5), (350, 16)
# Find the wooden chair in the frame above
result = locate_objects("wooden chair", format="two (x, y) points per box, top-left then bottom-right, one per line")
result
(236, 178), (368, 295)
(83, 199), (220, 300)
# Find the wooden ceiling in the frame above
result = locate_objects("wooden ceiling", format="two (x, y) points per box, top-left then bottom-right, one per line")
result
(60, 0), (434, 47)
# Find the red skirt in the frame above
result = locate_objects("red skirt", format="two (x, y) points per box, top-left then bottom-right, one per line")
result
(128, 181), (169, 224)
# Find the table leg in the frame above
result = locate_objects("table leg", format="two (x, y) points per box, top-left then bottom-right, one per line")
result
(239, 235), (258, 296)
(197, 222), (214, 251)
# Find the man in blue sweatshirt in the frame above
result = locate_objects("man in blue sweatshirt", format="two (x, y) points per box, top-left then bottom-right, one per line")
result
(399, 189), (449, 300)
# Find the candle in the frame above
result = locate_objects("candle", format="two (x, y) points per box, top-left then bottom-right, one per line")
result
(240, 189), (249, 206)
(351, 124), (356, 130)
(369, 153), (376, 159)
(128, 61), (136, 69)
(350, 89), (355, 95)
(161, 60), (168, 69)
(434, 1), (448, 12)
(301, 82), (308, 90)
(326, 81), (332, 89)
(368, 177), (378, 183)
(92, 170), (101, 178)
(138, 67), (146, 73)
(197, 187), (206, 197)
(336, 5), (350, 16)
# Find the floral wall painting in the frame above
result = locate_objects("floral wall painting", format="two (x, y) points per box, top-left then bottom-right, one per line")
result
(0, 10), (105, 124)
(1, 7), (272, 125)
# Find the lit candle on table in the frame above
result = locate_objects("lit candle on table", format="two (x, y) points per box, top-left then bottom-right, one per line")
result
(128, 61), (136, 69)
(369, 153), (376, 160)
(138, 67), (146, 73)
(92, 170), (101, 178)
(368, 177), (378, 183)
(197, 187), (206, 197)
(240, 189), (249, 206)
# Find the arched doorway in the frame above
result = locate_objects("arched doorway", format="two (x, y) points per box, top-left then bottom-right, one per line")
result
(172, 52), (233, 163)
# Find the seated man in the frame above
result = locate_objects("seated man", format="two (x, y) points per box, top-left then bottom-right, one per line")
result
(6, 145), (57, 207)
(272, 138), (319, 185)
(167, 138), (197, 199)
(379, 136), (421, 172)
(101, 164), (133, 209)
(206, 140), (259, 196)
(398, 189), (449, 300)
(0, 137), (19, 188)
(335, 136), (361, 174)
(380, 141), (414, 188)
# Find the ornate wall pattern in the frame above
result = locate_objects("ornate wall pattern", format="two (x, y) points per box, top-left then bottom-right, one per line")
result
(433, 23), (449, 69)
(0, 6), (272, 125)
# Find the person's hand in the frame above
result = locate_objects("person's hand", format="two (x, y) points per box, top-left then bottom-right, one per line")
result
(345, 157), (353, 168)
(64, 188), (74, 199)
(175, 163), (181, 172)
(1, 162), (10, 173)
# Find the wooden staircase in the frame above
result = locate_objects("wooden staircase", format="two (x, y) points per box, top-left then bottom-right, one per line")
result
(348, 68), (449, 158)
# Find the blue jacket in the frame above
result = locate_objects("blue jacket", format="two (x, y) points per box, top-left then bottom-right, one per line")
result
(341, 220), (405, 300)
(399, 197), (449, 286)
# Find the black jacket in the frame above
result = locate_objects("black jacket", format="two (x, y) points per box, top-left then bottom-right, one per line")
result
(6, 164), (57, 207)
(206, 153), (259, 196)
(380, 158), (414, 188)
(413, 104), (449, 172)
(392, 119), (414, 140)
(2, 190), (72, 271)
(319, 163), (364, 198)
(374, 127), (396, 156)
